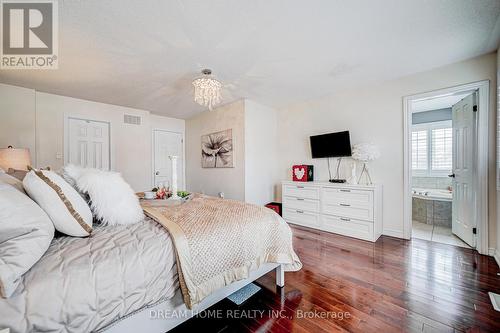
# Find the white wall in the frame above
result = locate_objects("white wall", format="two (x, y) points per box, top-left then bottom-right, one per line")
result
(0, 84), (185, 191)
(185, 100), (246, 200)
(276, 52), (497, 243)
(0, 84), (36, 164)
(244, 100), (279, 205)
(185, 99), (279, 204)
(496, 50), (500, 264)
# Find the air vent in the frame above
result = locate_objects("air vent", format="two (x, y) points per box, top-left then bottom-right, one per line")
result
(124, 114), (141, 125)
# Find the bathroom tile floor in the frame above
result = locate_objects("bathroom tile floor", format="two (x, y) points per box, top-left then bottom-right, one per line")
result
(412, 221), (471, 248)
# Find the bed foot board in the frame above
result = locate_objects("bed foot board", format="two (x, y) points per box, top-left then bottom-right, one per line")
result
(276, 264), (285, 287)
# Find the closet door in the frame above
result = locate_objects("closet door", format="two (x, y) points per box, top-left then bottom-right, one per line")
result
(67, 118), (110, 170)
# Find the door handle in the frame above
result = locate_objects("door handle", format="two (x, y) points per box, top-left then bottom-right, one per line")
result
(155, 171), (160, 175)
(448, 174), (455, 178)
(340, 203), (351, 207)
(296, 198), (305, 201)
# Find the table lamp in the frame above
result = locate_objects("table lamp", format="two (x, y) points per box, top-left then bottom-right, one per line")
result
(0, 146), (31, 171)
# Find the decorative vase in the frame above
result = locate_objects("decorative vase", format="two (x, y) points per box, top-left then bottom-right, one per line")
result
(351, 143), (380, 185)
(168, 155), (180, 200)
(348, 162), (358, 185)
(358, 162), (373, 185)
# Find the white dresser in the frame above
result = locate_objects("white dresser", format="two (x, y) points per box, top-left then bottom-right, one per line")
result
(282, 181), (383, 242)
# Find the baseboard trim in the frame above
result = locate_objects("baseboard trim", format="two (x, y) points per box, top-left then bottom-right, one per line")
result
(494, 249), (500, 269)
(383, 229), (404, 239)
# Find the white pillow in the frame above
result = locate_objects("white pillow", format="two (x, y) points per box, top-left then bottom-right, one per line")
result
(63, 164), (144, 226)
(0, 172), (25, 193)
(0, 183), (54, 298)
(23, 169), (93, 237)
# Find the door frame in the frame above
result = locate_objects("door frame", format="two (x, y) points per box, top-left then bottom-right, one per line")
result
(63, 115), (112, 169)
(151, 129), (186, 190)
(403, 80), (490, 254)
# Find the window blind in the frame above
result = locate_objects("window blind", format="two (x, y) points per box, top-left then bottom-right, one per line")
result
(431, 128), (452, 171)
(412, 130), (427, 170)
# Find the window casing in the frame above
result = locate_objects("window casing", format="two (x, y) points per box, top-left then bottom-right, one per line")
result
(412, 120), (452, 177)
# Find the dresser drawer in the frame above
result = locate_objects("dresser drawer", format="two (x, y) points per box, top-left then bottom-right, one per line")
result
(322, 187), (373, 207)
(283, 184), (319, 200)
(321, 215), (374, 241)
(283, 196), (320, 213)
(283, 208), (320, 228)
(322, 201), (374, 221)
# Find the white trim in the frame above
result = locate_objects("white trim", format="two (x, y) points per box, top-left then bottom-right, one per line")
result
(102, 263), (282, 333)
(151, 129), (186, 190)
(403, 80), (490, 255)
(63, 114), (112, 170)
(383, 228), (405, 239)
(492, 248), (500, 268)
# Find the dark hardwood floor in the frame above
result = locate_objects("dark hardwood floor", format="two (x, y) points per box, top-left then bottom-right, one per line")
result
(172, 225), (500, 332)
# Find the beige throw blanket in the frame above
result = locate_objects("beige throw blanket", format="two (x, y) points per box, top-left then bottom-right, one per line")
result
(141, 194), (302, 309)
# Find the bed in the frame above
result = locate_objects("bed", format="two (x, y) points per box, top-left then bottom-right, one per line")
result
(0, 184), (300, 333)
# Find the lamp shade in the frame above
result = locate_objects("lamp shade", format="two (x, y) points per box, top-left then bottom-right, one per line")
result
(0, 147), (31, 171)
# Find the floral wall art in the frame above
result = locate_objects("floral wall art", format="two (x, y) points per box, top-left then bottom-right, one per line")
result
(201, 129), (233, 168)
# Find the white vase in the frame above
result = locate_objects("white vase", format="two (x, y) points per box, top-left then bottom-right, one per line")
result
(348, 163), (358, 185)
(168, 155), (180, 200)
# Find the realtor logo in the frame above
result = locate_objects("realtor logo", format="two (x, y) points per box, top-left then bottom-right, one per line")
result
(1, 0), (58, 69)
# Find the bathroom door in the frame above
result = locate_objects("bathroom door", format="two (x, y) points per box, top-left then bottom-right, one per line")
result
(153, 130), (184, 190)
(451, 92), (476, 247)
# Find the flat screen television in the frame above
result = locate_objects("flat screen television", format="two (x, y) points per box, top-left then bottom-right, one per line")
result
(310, 131), (352, 158)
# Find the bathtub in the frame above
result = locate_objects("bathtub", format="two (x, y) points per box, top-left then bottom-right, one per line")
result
(412, 187), (452, 202)
(412, 188), (452, 227)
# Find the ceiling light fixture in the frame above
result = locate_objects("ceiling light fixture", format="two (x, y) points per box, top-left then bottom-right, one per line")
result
(192, 69), (222, 110)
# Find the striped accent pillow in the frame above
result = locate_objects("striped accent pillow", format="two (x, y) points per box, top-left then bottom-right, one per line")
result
(23, 169), (92, 237)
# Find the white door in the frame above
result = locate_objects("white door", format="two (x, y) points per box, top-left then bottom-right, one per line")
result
(153, 130), (184, 190)
(67, 118), (110, 170)
(451, 92), (476, 247)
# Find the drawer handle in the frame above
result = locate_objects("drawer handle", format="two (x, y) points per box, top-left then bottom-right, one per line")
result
(296, 186), (304, 189)
(296, 210), (304, 214)
(340, 217), (350, 221)
(339, 203), (351, 207)
(340, 189), (351, 192)
(296, 198), (305, 201)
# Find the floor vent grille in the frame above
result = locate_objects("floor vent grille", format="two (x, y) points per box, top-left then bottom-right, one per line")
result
(489, 292), (500, 312)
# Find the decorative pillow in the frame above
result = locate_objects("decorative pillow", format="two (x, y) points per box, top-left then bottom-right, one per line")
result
(0, 183), (54, 298)
(6, 168), (28, 181)
(63, 164), (144, 226)
(0, 172), (25, 193)
(23, 169), (93, 237)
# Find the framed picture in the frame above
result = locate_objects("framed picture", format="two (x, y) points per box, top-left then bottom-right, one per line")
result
(201, 129), (233, 168)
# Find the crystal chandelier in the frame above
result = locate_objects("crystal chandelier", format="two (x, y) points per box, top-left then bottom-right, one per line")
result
(192, 69), (222, 110)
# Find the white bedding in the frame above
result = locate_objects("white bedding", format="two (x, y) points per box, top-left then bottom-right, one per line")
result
(0, 219), (178, 333)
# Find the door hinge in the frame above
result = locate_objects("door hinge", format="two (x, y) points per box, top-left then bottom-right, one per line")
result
(473, 227), (477, 234)
(473, 105), (478, 112)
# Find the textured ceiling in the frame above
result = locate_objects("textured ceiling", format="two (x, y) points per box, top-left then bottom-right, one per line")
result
(1, 0), (499, 119)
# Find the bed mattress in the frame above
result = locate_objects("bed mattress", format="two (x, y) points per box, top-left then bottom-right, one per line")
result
(0, 218), (178, 333)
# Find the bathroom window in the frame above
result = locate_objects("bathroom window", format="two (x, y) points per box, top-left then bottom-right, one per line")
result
(412, 120), (452, 176)
(412, 130), (428, 170)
